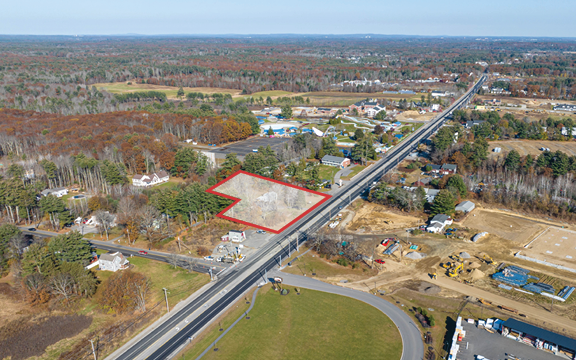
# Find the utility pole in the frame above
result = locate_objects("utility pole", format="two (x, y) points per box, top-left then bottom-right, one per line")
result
(89, 339), (97, 360)
(163, 288), (170, 312)
(209, 267), (213, 281)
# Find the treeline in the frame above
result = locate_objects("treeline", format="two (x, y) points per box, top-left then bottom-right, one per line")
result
(453, 110), (576, 141)
(114, 91), (167, 103)
(0, 226), (97, 304)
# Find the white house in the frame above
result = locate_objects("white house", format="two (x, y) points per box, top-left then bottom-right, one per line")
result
(426, 214), (453, 233)
(98, 252), (130, 272)
(221, 230), (246, 243)
(366, 105), (386, 118)
(40, 187), (68, 198)
(132, 171), (170, 187)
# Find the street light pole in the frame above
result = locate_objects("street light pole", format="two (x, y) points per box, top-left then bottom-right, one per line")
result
(89, 339), (97, 360)
(163, 288), (170, 312)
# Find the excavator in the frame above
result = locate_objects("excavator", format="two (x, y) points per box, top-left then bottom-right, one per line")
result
(449, 263), (464, 277)
(429, 273), (437, 280)
(483, 254), (495, 265)
(451, 254), (463, 263)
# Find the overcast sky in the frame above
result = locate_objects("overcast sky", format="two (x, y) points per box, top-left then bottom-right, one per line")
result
(1, 0), (575, 37)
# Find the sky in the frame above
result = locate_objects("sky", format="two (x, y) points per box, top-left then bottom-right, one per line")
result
(1, 0), (575, 37)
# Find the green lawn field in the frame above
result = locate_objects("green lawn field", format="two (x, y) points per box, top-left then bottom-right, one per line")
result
(182, 284), (402, 360)
(317, 165), (340, 182)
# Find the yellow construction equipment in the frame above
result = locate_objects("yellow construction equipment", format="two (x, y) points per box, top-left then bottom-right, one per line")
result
(483, 254), (494, 265)
(478, 298), (493, 306)
(449, 263), (463, 277)
(451, 254), (463, 263)
(430, 273), (437, 280)
(441, 262), (452, 269)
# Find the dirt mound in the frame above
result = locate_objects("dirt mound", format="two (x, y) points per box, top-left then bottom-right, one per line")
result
(418, 281), (441, 295)
(405, 252), (427, 260)
(347, 202), (423, 233)
(468, 261), (480, 269)
(459, 252), (471, 259)
(0, 283), (15, 297)
(470, 269), (485, 281)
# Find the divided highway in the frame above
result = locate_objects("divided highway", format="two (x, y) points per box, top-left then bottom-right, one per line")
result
(109, 76), (486, 360)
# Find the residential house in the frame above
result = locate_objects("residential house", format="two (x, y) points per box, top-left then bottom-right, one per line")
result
(132, 171), (170, 187)
(221, 230), (246, 243)
(321, 155), (350, 169)
(455, 201), (475, 213)
(366, 105), (386, 118)
(424, 188), (440, 203)
(561, 127), (576, 136)
(431, 91), (448, 97)
(430, 104), (441, 112)
(429, 164), (442, 174)
(40, 187), (68, 198)
(426, 214), (453, 233)
(465, 120), (485, 129)
(348, 99), (379, 114)
(99, 252), (130, 272)
(412, 178), (432, 187)
(441, 164), (457, 174)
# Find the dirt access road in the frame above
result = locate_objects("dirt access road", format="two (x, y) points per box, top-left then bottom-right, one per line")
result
(338, 267), (576, 337)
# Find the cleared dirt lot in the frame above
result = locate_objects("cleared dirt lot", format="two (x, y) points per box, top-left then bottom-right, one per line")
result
(461, 209), (545, 243)
(489, 140), (576, 157)
(395, 110), (435, 122)
(523, 227), (576, 270)
(346, 202), (424, 233)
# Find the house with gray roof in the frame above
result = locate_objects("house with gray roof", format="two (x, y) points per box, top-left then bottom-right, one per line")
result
(321, 155), (350, 169)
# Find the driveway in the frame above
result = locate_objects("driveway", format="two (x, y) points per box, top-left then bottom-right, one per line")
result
(271, 270), (424, 360)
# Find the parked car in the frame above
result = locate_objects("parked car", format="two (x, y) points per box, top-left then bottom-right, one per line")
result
(28, 228), (36, 231)
(375, 259), (385, 264)
(256, 230), (267, 234)
(138, 250), (148, 255)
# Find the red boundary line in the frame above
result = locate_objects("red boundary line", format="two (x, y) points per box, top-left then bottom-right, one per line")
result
(206, 170), (331, 234)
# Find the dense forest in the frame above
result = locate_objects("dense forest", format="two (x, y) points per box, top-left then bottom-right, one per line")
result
(0, 36), (574, 115)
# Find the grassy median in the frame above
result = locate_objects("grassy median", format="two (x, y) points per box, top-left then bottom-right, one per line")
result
(181, 284), (402, 360)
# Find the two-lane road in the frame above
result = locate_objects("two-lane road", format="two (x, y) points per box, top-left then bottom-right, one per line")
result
(272, 271), (424, 360)
(18, 227), (228, 274)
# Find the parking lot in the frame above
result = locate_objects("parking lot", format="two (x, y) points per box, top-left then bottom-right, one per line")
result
(457, 321), (560, 360)
(208, 137), (291, 159)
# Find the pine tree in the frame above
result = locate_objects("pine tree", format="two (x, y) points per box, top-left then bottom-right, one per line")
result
(430, 190), (455, 216)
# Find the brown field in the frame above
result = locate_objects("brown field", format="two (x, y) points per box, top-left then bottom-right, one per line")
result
(523, 227), (576, 270)
(300, 91), (421, 107)
(346, 202), (424, 233)
(93, 82), (241, 99)
(477, 95), (576, 108)
(461, 209), (545, 243)
(488, 140), (576, 157)
(395, 110), (436, 122)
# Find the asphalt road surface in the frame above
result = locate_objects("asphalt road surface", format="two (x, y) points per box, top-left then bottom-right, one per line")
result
(112, 76), (487, 359)
(272, 271), (424, 360)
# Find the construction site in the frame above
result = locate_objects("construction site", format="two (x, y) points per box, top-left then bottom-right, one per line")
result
(307, 198), (576, 358)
